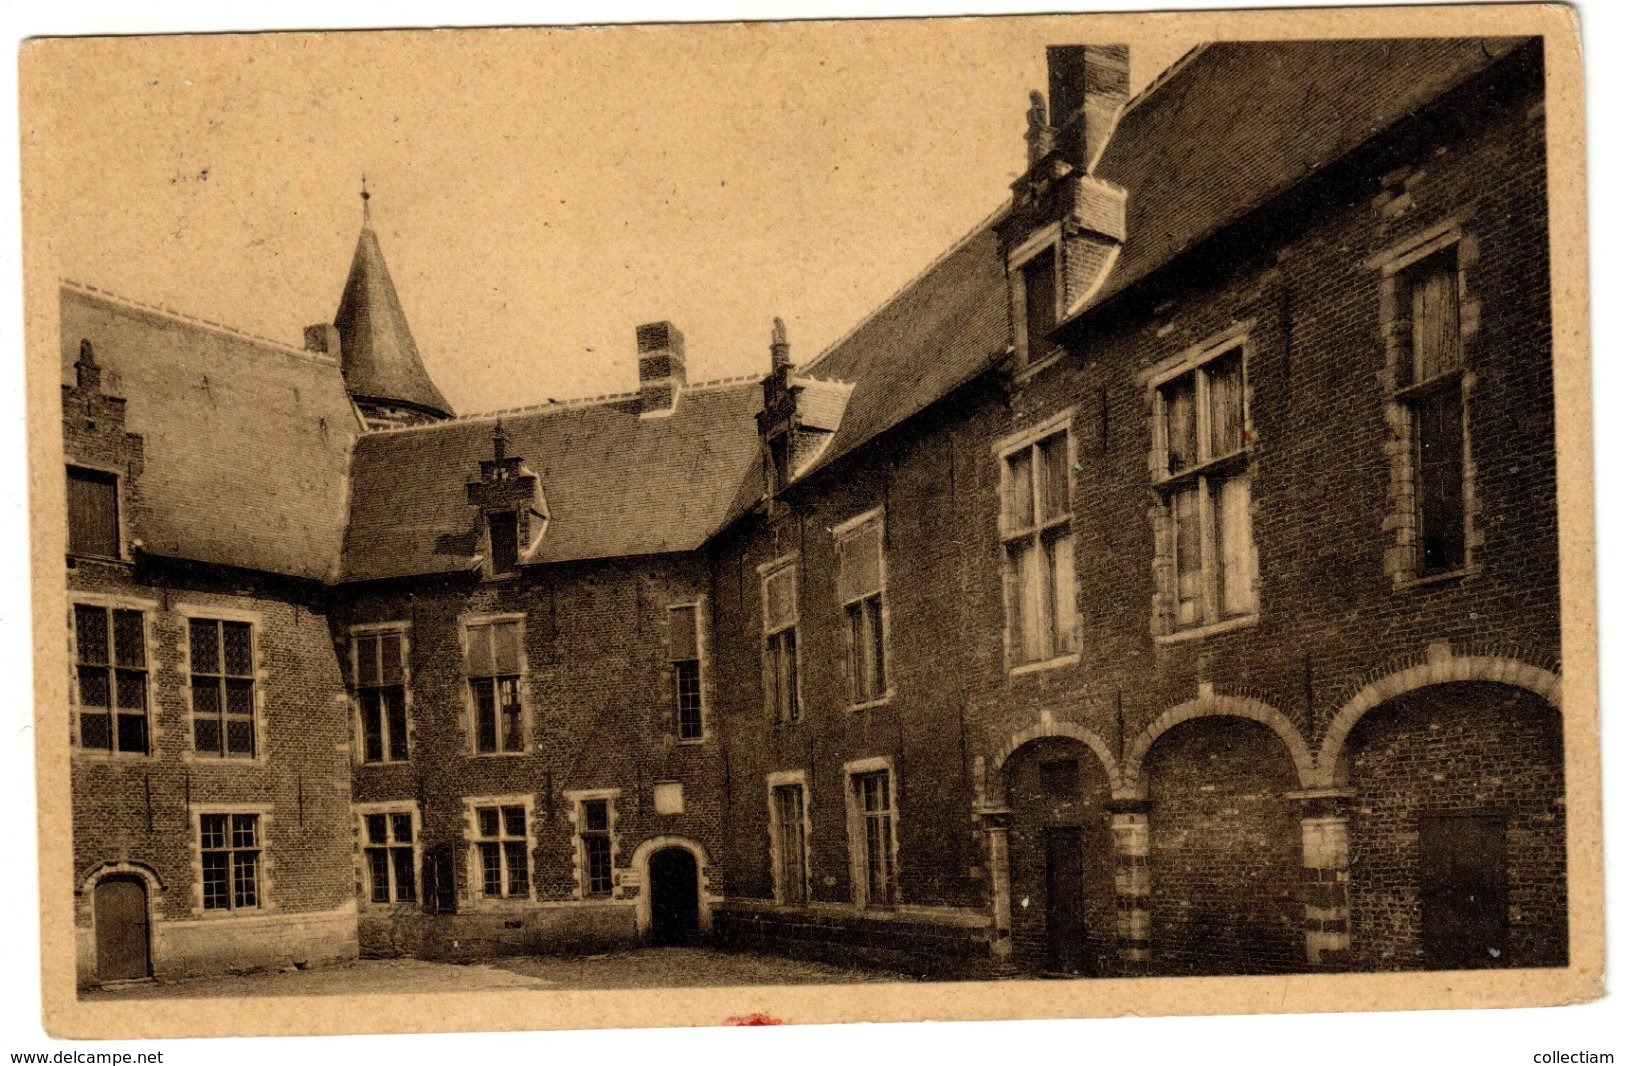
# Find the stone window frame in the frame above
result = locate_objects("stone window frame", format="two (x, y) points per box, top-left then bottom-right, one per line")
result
(994, 409), (1081, 675)
(1007, 222), (1066, 377)
(354, 801), (422, 908)
(461, 793), (537, 906)
(175, 602), (268, 765)
(1143, 323), (1261, 643)
(348, 621), (414, 765)
(459, 612), (530, 757)
(758, 554), (803, 725)
(564, 788), (623, 902)
(843, 756), (901, 910)
(1371, 221), (1484, 589)
(765, 769), (813, 907)
(65, 460), (130, 564)
(832, 506), (893, 711)
(67, 591), (159, 760)
(666, 598), (710, 744)
(188, 803), (275, 918)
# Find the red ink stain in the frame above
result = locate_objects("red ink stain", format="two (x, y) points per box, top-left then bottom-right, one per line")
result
(724, 1013), (783, 1026)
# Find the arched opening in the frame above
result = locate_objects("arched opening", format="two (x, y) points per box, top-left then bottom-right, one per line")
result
(1002, 736), (1114, 976)
(1144, 716), (1304, 975)
(1343, 681), (1565, 971)
(647, 847), (702, 946)
(93, 874), (151, 982)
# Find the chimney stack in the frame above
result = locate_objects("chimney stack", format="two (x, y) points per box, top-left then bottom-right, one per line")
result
(636, 321), (686, 415)
(1045, 44), (1130, 168)
(75, 339), (103, 391)
(303, 323), (342, 361)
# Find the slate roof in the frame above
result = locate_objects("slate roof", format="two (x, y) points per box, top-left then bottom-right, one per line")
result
(340, 379), (764, 582)
(1080, 36), (1526, 313)
(333, 224), (455, 419)
(795, 218), (1010, 478)
(60, 284), (362, 582)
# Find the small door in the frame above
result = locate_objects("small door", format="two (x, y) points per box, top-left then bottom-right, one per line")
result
(94, 875), (151, 982)
(1044, 827), (1089, 975)
(1419, 813), (1509, 968)
(648, 848), (701, 946)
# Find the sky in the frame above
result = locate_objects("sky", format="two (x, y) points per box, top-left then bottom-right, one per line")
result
(31, 18), (1194, 414)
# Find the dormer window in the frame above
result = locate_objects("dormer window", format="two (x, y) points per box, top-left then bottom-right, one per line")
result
(1020, 245), (1061, 368)
(67, 465), (120, 560)
(488, 512), (518, 576)
(769, 433), (792, 495)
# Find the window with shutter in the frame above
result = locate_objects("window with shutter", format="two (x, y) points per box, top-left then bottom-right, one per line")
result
(836, 514), (889, 705)
(761, 563), (800, 723)
(66, 466), (120, 559)
(1000, 424), (1077, 666)
(669, 604), (704, 740)
(466, 619), (524, 754)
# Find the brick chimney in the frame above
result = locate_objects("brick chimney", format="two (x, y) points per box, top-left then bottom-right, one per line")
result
(303, 323), (341, 362)
(1046, 44), (1129, 169)
(636, 321), (687, 415)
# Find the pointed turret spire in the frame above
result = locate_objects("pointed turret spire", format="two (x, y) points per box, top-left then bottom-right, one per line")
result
(332, 185), (454, 428)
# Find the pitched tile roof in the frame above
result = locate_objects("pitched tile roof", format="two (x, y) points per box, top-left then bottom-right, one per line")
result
(60, 284), (362, 582)
(340, 379), (764, 581)
(333, 224), (455, 419)
(1082, 36), (1527, 312)
(795, 217), (1010, 478)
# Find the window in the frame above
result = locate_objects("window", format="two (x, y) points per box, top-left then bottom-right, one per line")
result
(421, 846), (458, 915)
(762, 562), (799, 723)
(836, 514), (887, 705)
(473, 804), (530, 898)
(1019, 245), (1061, 368)
(768, 434), (792, 494)
(363, 811), (418, 904)
(578, 799), (614, 897)
(488, 512), (519, 576)
(200, 813), (261, 911)
(354, 630), (408, 762)
(850, 770), (897, 908)
(466, 619), (523, 754)
(1001, 426), (1077, 665)
(669, 604), (704, 741)
(771, 782), (810, 906)
(1398, 247), (1468, 576)
(189, 618), (256, 757)
(1154, 343), (1257, 631)
(72, 604), (148, 754)
(66, 466), (119, 559)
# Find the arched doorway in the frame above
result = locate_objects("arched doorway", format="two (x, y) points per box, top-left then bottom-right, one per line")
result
(648, 847), (701, 946)
(1341, 680), (1565, 970)
(94, 875), (151, 982)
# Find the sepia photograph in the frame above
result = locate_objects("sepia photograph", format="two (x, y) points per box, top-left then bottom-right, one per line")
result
(12, 0), (1604, 1043)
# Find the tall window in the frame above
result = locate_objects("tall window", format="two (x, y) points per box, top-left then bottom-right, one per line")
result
(473, 804), (530, 898)
(488, 512), (519, 576)
(189, 618), (256, 758)
(72, 604), (148, 754)
(578, 799), (614, 897)
(66, 466), (119, 559)
(762, 563), (799, 723)
(1001, 427), (1077, 664)
(771, 782), (810, 906)
(851, 770), (897, 909)
(669, 604), (704, 741)
(1019, 245), (1061, 368)
(836, 515), (887, 704)
(1398, 247), (1467, 575)
(363, 811), (418, 904)
(200, 813), (261, 911)
(354, 630), (408, 762)
(1154, 343), (1257, 631)
(466, 619), (523, 754)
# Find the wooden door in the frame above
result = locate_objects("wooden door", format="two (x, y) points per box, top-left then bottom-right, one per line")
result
(94, 876), (150, 982)
(1419, 813), (1509, 968)
(1044, 827), (1089, 975)
(649, 848), (700, 946)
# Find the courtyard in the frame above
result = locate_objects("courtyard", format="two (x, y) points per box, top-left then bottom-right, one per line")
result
(80, 947), (911, 999)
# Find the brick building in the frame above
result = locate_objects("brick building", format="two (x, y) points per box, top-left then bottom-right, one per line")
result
(61, 35), (1564, 987)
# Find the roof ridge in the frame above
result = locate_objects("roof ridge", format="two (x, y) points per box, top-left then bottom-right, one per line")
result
(799, 199), (1009, 375)
(1116, 43), (1210, 120)
(62, 279), (327, 362)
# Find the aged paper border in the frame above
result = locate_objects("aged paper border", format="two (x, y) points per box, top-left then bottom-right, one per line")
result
(19, 2), (1598, 1039)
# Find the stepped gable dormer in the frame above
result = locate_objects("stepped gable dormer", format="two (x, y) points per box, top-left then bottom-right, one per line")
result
(312, 183), (455, 431)
(465, 421), (548, 578)
(62, 338), (145, 565)
(998, 44), (1131, 374)
(756, 318), (850, 499)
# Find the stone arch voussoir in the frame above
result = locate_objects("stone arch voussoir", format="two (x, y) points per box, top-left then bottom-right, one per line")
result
(989, 717), (1122, 804)
(1120, 695), (1315, 798)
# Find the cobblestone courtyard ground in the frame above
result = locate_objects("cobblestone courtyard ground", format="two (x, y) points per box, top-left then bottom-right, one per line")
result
(81, 947), (911, 999)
